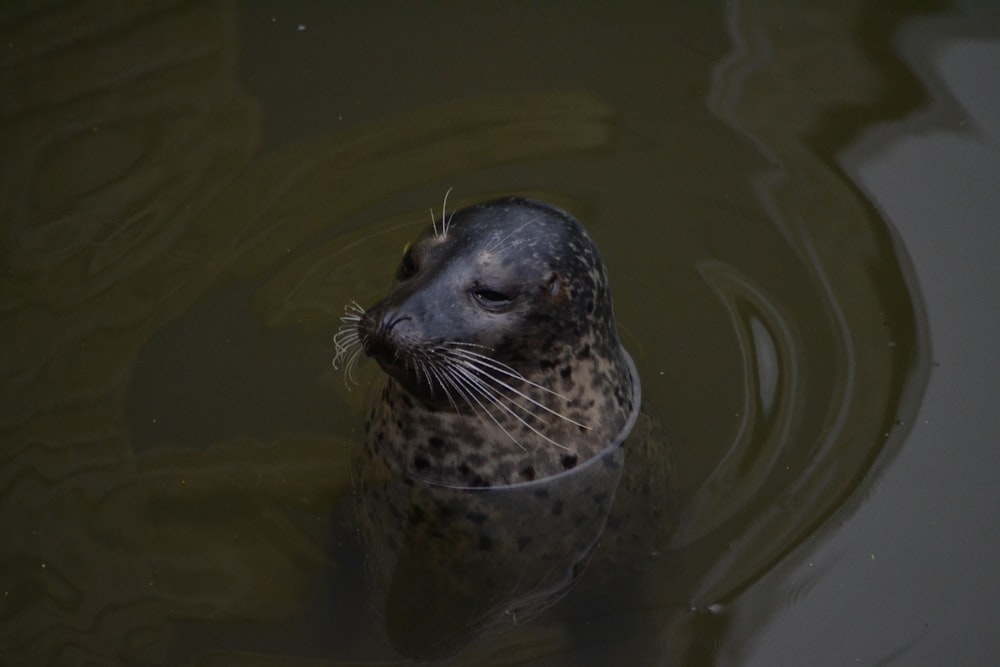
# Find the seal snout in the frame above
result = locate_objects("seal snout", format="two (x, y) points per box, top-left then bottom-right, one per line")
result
(360, 309), (412, 365)
(359, 306), (451, 403)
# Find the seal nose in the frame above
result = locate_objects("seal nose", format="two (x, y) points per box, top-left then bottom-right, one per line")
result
(360, 309), (411, 364)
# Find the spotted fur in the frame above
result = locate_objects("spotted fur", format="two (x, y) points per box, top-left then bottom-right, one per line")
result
(335, 196), (637, 487)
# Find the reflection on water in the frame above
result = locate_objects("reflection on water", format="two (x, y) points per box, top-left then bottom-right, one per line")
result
(666, 0), (933, 622)
(0, 1), (934, 665)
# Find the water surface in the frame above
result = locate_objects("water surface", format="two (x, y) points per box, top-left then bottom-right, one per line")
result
(2, 1), (995, 665)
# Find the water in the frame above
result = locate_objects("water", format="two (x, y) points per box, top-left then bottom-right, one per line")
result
(1, 1), (997, 665)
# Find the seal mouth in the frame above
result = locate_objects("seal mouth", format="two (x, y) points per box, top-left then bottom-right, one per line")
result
(369, 350), (454, 406)
(359, 310), (453, 405)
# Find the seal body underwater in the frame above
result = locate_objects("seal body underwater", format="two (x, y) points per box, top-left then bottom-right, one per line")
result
(332, 197), (677, 661)
(335, 196), (638, 487)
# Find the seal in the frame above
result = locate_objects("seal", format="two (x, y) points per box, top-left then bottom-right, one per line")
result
(334, 195), (638, 487)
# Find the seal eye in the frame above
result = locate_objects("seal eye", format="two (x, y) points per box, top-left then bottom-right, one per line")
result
(471, 288), (512, 311)
(397, 249), (418, 280)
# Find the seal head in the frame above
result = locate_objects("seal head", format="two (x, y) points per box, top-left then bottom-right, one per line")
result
(335, 196), (637, 487)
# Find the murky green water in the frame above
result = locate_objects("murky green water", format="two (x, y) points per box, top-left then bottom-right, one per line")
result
(2, 1), (997, 665)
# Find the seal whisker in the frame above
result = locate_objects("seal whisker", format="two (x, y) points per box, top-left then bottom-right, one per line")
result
(423, 360), (462, 414)
(444, 347), (580, 404)
(442, 346), (559, 390)
(333, 301), (368, 386)
(414, 356), (434, 395)
(332, 331), (357, 361)
(415, 355), (460, 413)
(439, 364), (529, 451)
(428, 187), (457, 238)
(334, 324), (360, 344)
(333, 321), (366, 388)
(433, 350), (554, 425)
(434, 363), (483, 427)
(438, 340), (493, 351)
(441, 186), (455, 236)
(345, 346), (365, 386)
(442, 350), (590, 430)
(343, 300), (366, 319)
(333, 326), (357, 352)
(447, 362), (572, 451)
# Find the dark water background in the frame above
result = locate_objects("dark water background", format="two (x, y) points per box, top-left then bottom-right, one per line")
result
(1, 1), (998, 665)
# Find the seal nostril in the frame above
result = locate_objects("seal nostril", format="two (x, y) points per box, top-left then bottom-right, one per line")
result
(383, 314), (412, 336)
(363, 312), (413, 361)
